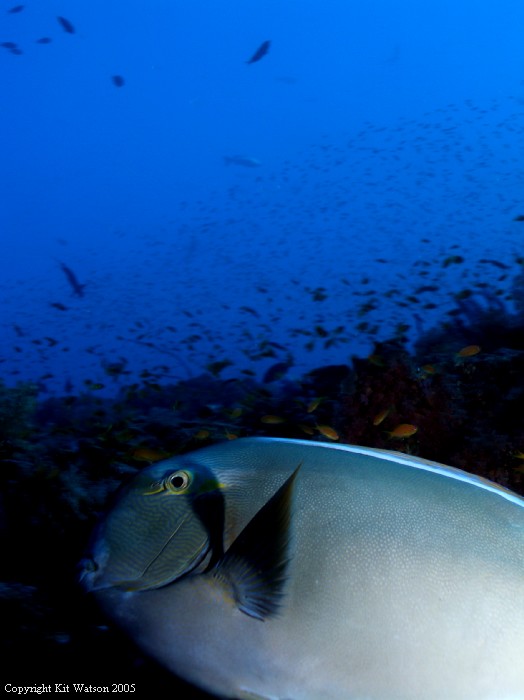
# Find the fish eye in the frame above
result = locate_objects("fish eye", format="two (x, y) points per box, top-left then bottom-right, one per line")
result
(165, 470), (192, 493)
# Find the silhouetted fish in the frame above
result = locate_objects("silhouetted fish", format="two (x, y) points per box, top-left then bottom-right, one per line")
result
(224, 155), (261, 168)
(59, 262), (86, 297)
(246, 40), (270, 64)
(36, 37), (52, 44)
(1, 42), (17, 49)
(111, 75), (125, 87)
(7, 5), (24, 13)
(57, 16), (75, 34)
(263, 361), (292, 383)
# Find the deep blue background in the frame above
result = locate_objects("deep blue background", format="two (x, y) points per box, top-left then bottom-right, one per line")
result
(2, 1), (524, 395)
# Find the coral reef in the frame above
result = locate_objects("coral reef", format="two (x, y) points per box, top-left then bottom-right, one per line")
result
(2, 300), (524, 693)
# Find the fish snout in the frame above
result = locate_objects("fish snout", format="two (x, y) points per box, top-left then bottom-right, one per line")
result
(78, 542), (113, 592)
(78, 556), (114, 593)
(78, 556), (104, 591)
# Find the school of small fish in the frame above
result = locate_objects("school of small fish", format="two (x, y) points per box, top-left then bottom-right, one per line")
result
(1, 7), (523, 405)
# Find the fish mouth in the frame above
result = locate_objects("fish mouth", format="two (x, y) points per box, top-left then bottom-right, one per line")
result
(78, 538), (211, 594)
(78, 555), (119, 593)
(78, 555), (146, 593)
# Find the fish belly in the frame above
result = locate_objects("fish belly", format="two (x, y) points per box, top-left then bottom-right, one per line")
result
(97, 519), (524, 700)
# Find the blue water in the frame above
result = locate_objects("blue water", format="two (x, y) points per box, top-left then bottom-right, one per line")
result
(2, 1), (524, 397)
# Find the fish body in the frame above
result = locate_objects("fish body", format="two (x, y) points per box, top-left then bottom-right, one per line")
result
(81, 437), (524, 700)
(262, 360), (291, 383)
(59, 261), (86, 297)
(57, 16), (75, 34)
(386, 422), (418, 439)
(223, 155), (261, 168)
(246, 40), (271, 64)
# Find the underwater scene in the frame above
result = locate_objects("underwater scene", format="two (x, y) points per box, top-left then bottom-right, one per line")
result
(2, 1), (524, 697)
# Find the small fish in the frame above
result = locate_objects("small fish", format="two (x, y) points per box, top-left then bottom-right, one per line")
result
(442, 255), (464, 268)
(1, 42), (17, 49)
(129, 447), (170, 463)
(50, 302), (68, 311)
(224, 155), (261, 168)
(414, 285), (439, 294)
(36, 37), (52, 44)
(263, 361), (292, 383)
(206, 360), (233, 377)
(316, 425), (339, 441)
(267, 341), (288, 351)
(8, 5), (24, 13)
(372, 408), (390, 426)
(479, 259), (509, 270)
(239, 306), (260, 317)
(367, 354), (385, 367)
(260, 415), (286, 425)
(387, 424), (418, 439)
(111, 75), (125, 87)
(193, 430), (211, 441)
(306, 397), (324, 414)
(57, 16), (75, 34)
(457, 345), (481, 358)
(246, 39), (271, 64)
(513, 214), (524, 222)
(59, 261), (86, 297)
(85, 381), (105, 391)
(310, 288), (328, 302)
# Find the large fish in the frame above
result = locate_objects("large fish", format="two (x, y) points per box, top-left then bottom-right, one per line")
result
(80, 437), (524, 699)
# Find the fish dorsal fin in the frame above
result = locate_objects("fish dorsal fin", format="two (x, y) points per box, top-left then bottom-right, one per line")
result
(212, 465), (300, 621)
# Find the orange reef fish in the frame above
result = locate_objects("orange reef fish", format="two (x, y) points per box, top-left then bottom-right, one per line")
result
(457, 344), (481, 357)
(372, 408), (391, 426)
(387, 424), (418, 439)
(306, 397), (324, 413)
(316, 424), (339, 441)
(260, 415), (286, 425)
(129, 447), (170, 463)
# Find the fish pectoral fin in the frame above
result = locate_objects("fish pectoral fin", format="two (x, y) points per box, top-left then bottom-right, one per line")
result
(212, 465), (300, 621)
